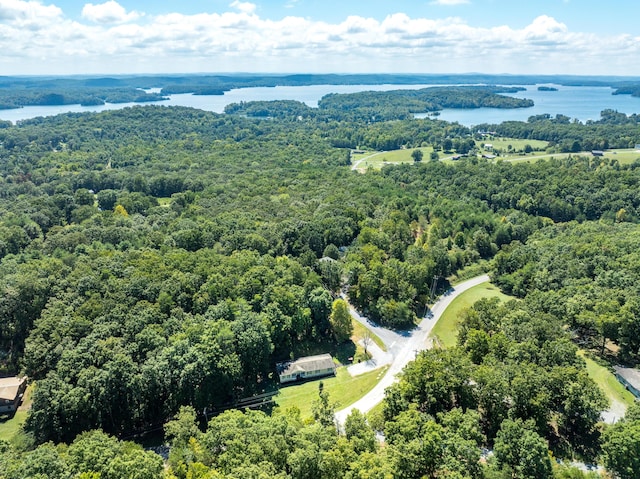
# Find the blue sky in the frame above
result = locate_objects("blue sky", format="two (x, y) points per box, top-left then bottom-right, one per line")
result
(1, 0), (638, 75)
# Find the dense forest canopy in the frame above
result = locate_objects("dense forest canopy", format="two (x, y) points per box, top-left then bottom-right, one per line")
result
(1, 82), (640, 477)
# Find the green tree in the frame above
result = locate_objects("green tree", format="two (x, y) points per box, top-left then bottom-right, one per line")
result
(493, 418), (552, 479)
(601, 416), (640, 479)
(411, 149), (423, 162)
(330, 299), (353, 343)
(312, 382), (337, 428)
(345, 409), (376, 454)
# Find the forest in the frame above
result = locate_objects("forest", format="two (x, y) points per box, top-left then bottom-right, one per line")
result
(1, 86), (640, 478)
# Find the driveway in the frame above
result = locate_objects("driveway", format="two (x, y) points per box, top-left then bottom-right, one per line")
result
(335, 274), (490, 425)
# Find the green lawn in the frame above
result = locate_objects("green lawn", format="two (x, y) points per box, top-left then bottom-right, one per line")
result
(430, 282), (512, 348)
(274, 366), (388, 420)
(479, 138), (549, 153)
(0, 384), (32, 442)
(597, 148), (640, 165)
(352, 147), (438, 170)
(352, 318), (386, 352)
(0, 410), (27, 442)
(580, 352), (635, 409)
(352, 144), (639, 171)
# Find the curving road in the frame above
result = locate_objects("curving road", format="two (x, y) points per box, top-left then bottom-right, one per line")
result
(335, 274), (490, 425)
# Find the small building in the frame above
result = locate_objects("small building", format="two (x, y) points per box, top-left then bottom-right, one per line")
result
(0, 376), (27, 414)
(592, 150), (604, 157)
(277, 354), (336, 383)
(613, 366), (640, 399)
(484, 143), (493, 151)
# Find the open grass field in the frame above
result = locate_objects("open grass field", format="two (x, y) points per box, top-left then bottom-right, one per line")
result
(352, 144), (639, 171)
(479, 138), (549, 152)
(503, 149), (640, 165)
(597, 148), (640, 165)
(430, 281), (513, 348)
(274, 366), (388, 420)
(580, 352), (635, 410)
(352, 147), (439, 170)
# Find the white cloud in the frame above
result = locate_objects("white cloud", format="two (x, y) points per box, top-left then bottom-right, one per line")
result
(82, 1), (140, 24)
(430, 0), (470, 5)
(0, 0), (61, 22)
(0, 4), (637, 76)
(230, 1), (256, 14)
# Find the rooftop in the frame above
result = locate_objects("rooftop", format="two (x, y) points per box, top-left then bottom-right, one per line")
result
(0, 376), (26, 401)
(613, 366), (640, 389)
(277, 354), (335, 376)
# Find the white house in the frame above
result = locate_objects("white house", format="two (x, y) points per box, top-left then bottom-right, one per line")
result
(277, 354), (336, 383)
(613, 366), (640, 399)
(0, 376), (27, 414)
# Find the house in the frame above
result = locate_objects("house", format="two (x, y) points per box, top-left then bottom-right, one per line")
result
(613, 366), (640, 399)
(484, 143), (493, 151)
(591, 150), (604, 157)
(0, 376), (27, 414)
(277, 354), (337, 383)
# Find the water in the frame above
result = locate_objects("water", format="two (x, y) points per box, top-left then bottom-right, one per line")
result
(0, 84), (434, 124)
(425, 84), (640, 126)
(2, 83), (640, 126)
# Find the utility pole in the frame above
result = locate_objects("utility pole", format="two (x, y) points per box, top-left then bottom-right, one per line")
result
(429, 275), (438, 303)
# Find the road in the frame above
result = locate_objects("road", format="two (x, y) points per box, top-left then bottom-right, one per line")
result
(335, 274), (490, 425)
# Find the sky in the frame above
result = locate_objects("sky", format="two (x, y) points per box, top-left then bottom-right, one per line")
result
(1, 0), (639, 76)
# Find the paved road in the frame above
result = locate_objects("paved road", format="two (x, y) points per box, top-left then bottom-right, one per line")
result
(335, 274), (490, 425)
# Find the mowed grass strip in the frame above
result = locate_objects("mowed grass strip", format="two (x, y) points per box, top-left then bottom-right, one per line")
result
(274, 366), (388, 420)
(580, 352), (635, 409)
(351, 318), (386, 352)
(430, 281), (512, 348)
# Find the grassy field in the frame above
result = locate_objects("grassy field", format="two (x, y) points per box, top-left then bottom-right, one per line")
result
(352, 147), (438, 170)
(479, 138), (549, 153)
(596, 148), (640, 165)
(580, 352), (635, 409)
(430, 282), (513, 348)
(274, 366), (388, 420)
(352, 143), (640, 171)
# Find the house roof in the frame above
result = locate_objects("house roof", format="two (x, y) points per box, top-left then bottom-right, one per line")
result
(0, 376), (26, 401)
(613, 366), (640, 390)
(277, 354), (335, 376)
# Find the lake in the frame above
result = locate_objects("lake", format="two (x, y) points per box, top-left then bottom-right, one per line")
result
(2, 83), (640, 126)
(0, 84), (434, 124)
(428, 84), (640, 125)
